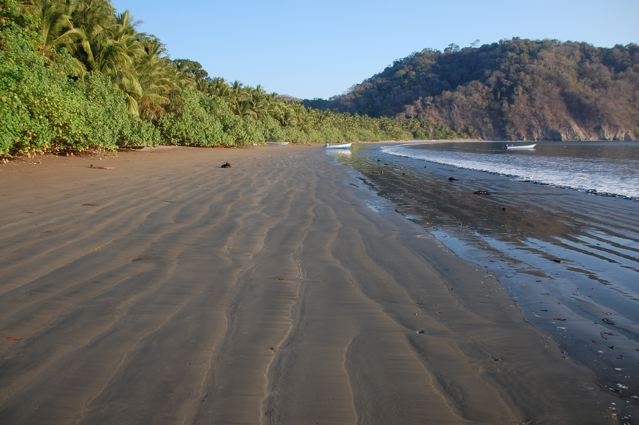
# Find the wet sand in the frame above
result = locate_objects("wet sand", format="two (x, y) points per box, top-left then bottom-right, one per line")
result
(345, 142), (639, 418)
(0, 146), (618, 424)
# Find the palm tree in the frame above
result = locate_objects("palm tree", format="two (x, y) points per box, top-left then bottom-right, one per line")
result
(19, 0), (86, 74)
(68, 0), (115, 71)
(228, 81), (246, 115)
(207, 77), (231, 98)
(20, 0), (75, 49)
(69, 4), (146, 115)
(96, 11), (142, 74)
(135, 35), (178, 120)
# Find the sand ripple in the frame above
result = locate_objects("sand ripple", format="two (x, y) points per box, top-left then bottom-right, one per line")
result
(0, 147), (617, 424)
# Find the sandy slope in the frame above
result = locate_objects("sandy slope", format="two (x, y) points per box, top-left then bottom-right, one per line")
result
(0, 146), (616, 424)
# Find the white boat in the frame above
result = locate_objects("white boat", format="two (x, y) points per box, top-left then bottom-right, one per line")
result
(325, 142), (352, 149)
(506, 143), (536, 150)
(266, 141), (289, 146)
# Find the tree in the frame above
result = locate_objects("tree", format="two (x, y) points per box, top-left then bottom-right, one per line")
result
(135, 35), (177, 120)
(444, 43), (460, 54)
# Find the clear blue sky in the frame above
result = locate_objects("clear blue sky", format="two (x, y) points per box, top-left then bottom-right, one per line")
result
(110, 0), (639, 99)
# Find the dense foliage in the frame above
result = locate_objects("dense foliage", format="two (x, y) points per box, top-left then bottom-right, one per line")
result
(0, 0), (454, 157)
(307, 39), (639, 141)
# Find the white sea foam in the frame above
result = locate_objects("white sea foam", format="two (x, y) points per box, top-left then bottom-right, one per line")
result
(381, 144), (639, 199)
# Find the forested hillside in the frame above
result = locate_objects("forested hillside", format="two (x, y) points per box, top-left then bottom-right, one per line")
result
(307, 39), (639, 141)
(0, 0), (456, 157)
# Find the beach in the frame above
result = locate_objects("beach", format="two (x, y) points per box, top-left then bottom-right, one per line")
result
(346, 141), (639, 404)
(0, 146), (620, 424)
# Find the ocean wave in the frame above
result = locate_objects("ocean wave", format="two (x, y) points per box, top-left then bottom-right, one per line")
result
(381, 144), (639, 200)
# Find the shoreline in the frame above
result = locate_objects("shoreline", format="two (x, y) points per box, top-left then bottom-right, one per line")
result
(0, 146), (620, 424)
(343, 143), (639, 415)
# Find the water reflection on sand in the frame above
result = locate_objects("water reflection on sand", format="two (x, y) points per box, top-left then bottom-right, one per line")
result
(341, 142), (639, 403)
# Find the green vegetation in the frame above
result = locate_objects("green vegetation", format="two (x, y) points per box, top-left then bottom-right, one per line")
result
(7, 1), (633, 156)
(0, 0), (453, 157)
(307, 38), (639, 141)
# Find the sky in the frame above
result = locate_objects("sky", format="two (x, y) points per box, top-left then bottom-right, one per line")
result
(110, 0), (639, 99)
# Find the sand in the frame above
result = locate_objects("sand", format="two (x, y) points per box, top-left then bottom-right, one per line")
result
(0, 146), (618, 424)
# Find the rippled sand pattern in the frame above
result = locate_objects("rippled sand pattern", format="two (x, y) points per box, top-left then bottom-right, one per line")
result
(0, 147), (616, 424)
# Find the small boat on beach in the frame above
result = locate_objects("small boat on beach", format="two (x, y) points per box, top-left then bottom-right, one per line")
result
(325, 142), (352, 149)
(266, 141), (289, 146)
(506, 143), (536, 150)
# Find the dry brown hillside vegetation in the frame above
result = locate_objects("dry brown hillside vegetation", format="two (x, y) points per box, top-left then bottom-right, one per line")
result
(306, 38), (639, 141)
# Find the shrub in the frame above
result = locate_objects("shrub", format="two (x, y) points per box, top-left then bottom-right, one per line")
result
(158, 89), (226, 146)
(0, 19), (136, 155)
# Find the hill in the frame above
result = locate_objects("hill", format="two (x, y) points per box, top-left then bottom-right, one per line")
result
(306, 39), (639, 141)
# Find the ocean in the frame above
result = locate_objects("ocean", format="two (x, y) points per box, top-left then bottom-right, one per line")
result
(338, 141), (639, 402)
